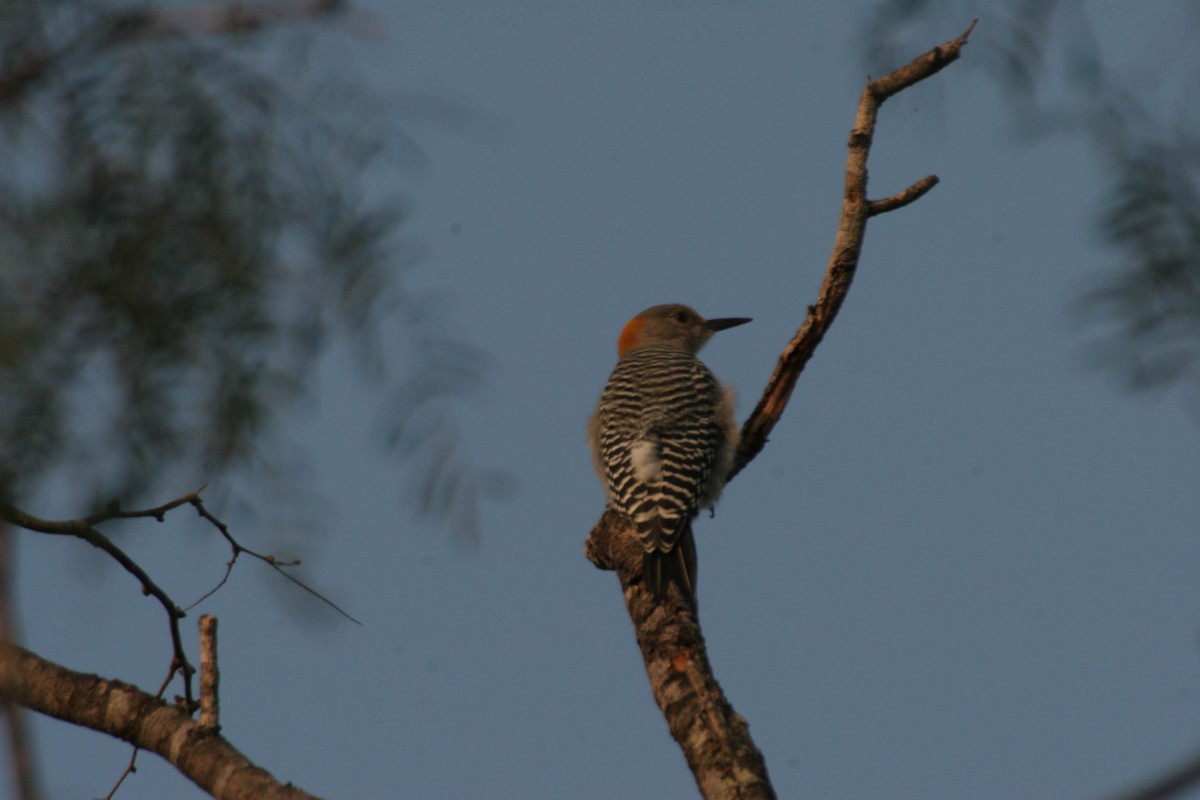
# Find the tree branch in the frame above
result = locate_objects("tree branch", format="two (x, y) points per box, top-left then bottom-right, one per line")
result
(585, 22), (975, 799)
(0, 486), (360, 730)
(187, 497), (362, 625)
(585, 510), (775, 800)
(868, 175), (940, 216)
(0, 641), (322, 800)
(0, 495), (200, 710)
(729, 18), (976, 482)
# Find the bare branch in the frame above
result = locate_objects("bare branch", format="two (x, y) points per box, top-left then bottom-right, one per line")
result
(0, 641), (323, 800)
(0, 501), (198, 711)
(84, 486), (208, 526)
(869, 175), (940, 216)
(729, 20), (976, 482)
(867, 19), (978, 101)
(0, 484), (361, 742)
(189, 498), (362, 625)
(101, 748), (140, 800)
(184, 561), (238, 613)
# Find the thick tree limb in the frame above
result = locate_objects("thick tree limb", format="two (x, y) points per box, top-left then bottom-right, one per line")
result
(585, 21), (975, 799)
(585, 510), (774, 800)
(0, 641), (321, 800)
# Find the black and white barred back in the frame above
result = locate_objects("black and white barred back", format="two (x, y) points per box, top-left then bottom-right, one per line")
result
(594, 345), (726, 599)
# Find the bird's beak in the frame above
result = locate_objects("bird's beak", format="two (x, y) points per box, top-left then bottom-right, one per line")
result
(704, 317), (752, 333)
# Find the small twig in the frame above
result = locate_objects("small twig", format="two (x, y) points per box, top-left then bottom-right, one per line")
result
(183, 557), (237, 612)
(198, 616), (220, 731)
(868, 175), (940, 215)
(101, 645), (183, 798)
(189, 498), (362, 625)
(867, 18), (978, 99)
(84, 485), (207, 526)
(153, 665), (177, 700)
(262, 564), (362, 625)
(101, 748), (139, 800)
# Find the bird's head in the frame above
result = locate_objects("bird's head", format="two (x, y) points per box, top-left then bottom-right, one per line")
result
(616, 304), (751, 357)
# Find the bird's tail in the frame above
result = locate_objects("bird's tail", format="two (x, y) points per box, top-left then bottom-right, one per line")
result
(643, 522), (697, 604)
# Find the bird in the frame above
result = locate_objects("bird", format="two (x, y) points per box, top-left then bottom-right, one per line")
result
(588, 303), (750, 603)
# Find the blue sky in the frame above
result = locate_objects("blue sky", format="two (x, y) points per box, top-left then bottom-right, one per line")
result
(12, 2), (1200, 798)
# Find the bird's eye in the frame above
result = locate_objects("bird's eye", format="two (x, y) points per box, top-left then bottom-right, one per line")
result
(672, 311), (689, 323)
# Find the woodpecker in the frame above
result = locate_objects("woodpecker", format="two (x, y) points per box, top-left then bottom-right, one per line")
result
(589, 304), (750, 603)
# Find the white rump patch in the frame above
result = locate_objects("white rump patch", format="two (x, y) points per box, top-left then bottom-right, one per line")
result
(629, 440), (662, 483)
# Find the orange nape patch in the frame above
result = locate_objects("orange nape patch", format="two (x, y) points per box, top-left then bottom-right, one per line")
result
(617, 315), (645, 357)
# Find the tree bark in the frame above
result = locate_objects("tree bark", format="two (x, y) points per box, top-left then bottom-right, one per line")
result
(587, 510), (774, 799)
(0, 641), (322, 800)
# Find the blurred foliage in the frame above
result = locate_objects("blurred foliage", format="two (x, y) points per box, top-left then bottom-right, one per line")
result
(864, 1), (1200, 412)
(1083, 133), (1200, 411)
(0, 0), (499, 534)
